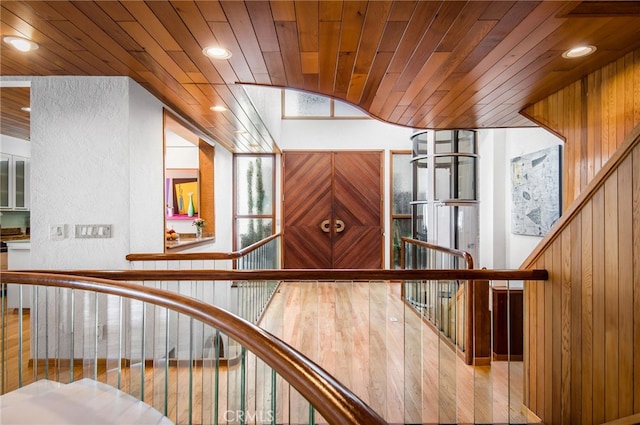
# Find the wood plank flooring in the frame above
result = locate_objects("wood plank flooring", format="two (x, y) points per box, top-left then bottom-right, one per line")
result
(1, 282), (540, 424)
(258, 281), (540, 424)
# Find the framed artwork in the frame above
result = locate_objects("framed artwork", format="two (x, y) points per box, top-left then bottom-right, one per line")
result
(511, 145), (561, 236)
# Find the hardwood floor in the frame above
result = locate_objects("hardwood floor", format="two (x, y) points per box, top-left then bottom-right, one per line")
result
(1, 283), (540, 424)
(258, 281), (540, 425)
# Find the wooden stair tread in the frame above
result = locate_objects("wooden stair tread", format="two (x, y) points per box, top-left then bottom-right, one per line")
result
(0, 379), (173, 424)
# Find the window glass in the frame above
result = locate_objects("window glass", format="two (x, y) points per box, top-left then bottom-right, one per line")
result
(435, 130), (453, 154)
(334, 99), (366, 117)
(236, 156), (273, 215)
(237, 218), (273, 249)
(284, 90), (330, 117)
(392, 218), (412, 268)
(458, 130), (476, 153)
(393, 154), (412, 214)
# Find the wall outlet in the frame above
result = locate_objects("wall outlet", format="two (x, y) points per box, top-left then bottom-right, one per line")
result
(50, 224), (66, 240)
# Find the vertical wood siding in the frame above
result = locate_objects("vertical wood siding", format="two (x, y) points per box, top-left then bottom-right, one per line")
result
(522, 49), (640, 211)
(520, 47), (640, 424)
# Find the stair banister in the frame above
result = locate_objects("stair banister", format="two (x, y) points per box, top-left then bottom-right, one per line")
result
(1, 271), (387, 425)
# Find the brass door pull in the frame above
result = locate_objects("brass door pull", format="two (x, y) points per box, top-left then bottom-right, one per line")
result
(320, 219), (331, 233)
(335, 219), (345, 233)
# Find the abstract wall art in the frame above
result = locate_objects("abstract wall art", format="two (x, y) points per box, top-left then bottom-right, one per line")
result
(510, 145), (561, 236)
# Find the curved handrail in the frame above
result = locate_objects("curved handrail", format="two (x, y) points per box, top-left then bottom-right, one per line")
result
(399, 238), (478, 365)
(126, 233), (281, 261)
(22, 268), (548, 281)
(1, 271), (386, 425)
(400, 237), (473, 269)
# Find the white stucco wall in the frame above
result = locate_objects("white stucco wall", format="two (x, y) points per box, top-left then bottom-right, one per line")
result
(28, 76), (235, 269)
(30, 77), (139, 269)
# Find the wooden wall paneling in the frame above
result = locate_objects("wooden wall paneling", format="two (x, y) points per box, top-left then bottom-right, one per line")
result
(604, 173), (620, 422)
(586, 73), (596, 183)
(580, 200), (593, 424)
(604, 62), (617, 164)
(523, 277), (530, 407)
(636, 50), (640, 125)
(523, 49), (640, 210)
(565, 218), (577, 425)
(545, 247), (554, 420)
(537, 256), (545, 418)
(552, 239), (562, 424)
(625, 54), (635, 136)
(634, 145), (640, 414)
(617, 156), (634, 417)
(592, 189), (606, 424)
(616, 57), (627, 153)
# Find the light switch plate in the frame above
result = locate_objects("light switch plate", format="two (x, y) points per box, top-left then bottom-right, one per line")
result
(75, 224), (112, 238)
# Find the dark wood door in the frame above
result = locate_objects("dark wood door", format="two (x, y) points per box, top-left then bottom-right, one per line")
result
(283, 151), (383, 269)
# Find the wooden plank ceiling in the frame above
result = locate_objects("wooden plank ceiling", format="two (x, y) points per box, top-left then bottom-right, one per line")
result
(2, 1), (640, 152)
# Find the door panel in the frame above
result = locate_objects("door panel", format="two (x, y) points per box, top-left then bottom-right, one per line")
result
(333, 152), (383, 268)
(283, 151), (383, 269)
(283, 152), (333, 268)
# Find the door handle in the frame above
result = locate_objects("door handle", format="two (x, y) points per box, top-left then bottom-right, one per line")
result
(335, 219), (345, 233)
(320, 219), (331, 233)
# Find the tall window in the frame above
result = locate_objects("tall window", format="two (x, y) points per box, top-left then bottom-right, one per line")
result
(391, 151), (412, 268)
(234, 154), (275, 249)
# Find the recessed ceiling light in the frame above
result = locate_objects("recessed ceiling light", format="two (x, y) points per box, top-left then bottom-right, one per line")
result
(210, 105), (227, 112)
(3, 36), (39, 52)
(562, 45), (597, 59)
(21, 106), (31, 112)
(203, 46), (232, 60)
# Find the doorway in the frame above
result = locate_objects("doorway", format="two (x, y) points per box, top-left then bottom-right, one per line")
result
(282, 151), (383, 269)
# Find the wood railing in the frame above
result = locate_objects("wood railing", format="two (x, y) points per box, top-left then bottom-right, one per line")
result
(2, 267), (547, 424)
(400, 238), (491, 365)
(29, 268), (547, 282)
(126, 233), (281, 263)
(1, 271), (386, 425)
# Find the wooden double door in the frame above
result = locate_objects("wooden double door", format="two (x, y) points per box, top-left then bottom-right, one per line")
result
(282, 151), (383, 269)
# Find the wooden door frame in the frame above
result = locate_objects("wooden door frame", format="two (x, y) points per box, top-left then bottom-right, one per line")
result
(281, 149), (384, 268)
